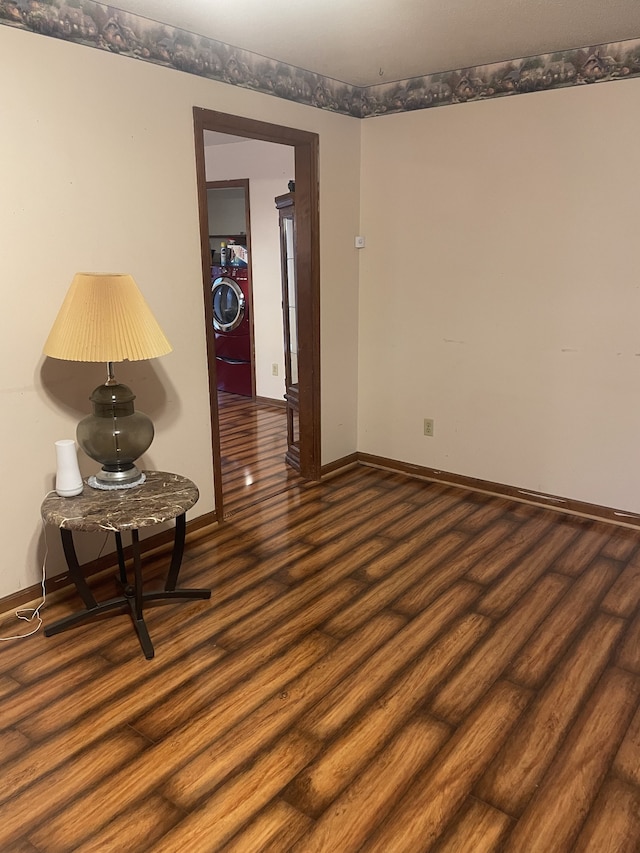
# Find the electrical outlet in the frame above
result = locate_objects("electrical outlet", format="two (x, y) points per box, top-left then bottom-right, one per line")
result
(271, 363), (279, 376)
(423, 418), (434, 437)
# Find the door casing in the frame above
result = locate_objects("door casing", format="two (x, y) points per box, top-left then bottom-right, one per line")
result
(193, 107), (321, 520)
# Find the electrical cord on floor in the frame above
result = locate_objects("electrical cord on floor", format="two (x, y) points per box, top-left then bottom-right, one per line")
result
(0, 502), (53, 641)
(0, 492), (111, 642)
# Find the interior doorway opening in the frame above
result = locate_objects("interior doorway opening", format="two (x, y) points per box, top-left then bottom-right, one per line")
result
(207, 178), (255, 398)
(193, 108), (321, 521)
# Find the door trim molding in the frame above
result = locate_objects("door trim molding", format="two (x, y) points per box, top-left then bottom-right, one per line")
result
(193, 108), (321, 520)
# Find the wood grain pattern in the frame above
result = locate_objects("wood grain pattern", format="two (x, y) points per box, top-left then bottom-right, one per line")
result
(19, 642), (225, 742)
(0, 728), (149, 850)
(455, 494), (515, 532)
(551, 524), (616, 577)
(507, 558), (621, 688)
(0, 728), (29, 764)
(476, 525), (577, 617)
(614, 704), (640, 787)
(503, 667), (640, 852)
(600, 527), (640, 561)
(1, 654), (109, 731)
(433, 798), (513, 853)
(572, 776), (640, 853)
(134, 614), (402, 745)
(477, 611), (625, 815)
(287, 613), (489, 816)
(365, 681), (531, 852)
(302, 583), (488, 741)
(464, 514), (557, 584)
(214, 577), (365, 650)
(285, 536), (388, 583)
(220, 800), (313, 853)
(101, 576), (285, 665)
(0, 394), (636, 851)
(0, 673), (19, 699)
(29, 632), (334, 850)
(162, 613), (403, 808)
(217, 391), (303, 516)
(289, 715), (450, 852)
(429, 573), (568, 724)
(381, 495), (477, 544)
(71, 794), (183, 853)
(323, 531), (468, 636)
(153, 731), (322, 852)
(601, 560), (640, 617)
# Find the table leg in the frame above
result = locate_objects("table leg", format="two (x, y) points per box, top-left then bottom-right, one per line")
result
(115, 532), (128, 586)
(60, 529), (98, 610)
(131, 530), (144, 621)
(45, 513), (209, 657)
(46, 530), (136, 639)
(164, 513), (186, 592)
(130, 529), (154, 660)
(145, 512), (210, 605)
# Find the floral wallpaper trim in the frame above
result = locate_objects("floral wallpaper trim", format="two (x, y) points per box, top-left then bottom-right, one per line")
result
(1, 0), (639, 117)
(363, 40), (640, 116)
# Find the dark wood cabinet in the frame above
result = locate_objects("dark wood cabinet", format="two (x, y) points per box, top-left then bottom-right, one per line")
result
(275, 192), (300, 470)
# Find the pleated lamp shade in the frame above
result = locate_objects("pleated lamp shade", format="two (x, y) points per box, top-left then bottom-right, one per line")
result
(43, 273), (172, 362)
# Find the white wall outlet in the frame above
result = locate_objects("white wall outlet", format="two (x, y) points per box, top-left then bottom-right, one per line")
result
(424, 418), (434, 437)
(271, 363), (279, 376)
(355, 236), (366, 249)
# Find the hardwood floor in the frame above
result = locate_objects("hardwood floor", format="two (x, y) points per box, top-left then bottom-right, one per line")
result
(1, 397), (640, 850)
(218, 391), (302, 517)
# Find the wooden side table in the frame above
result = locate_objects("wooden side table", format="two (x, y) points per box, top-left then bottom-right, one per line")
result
(41, 471), (211, 659)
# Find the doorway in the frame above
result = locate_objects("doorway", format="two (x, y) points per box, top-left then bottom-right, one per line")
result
(193, 108), (321, 521)
(208, 178), (254, 398)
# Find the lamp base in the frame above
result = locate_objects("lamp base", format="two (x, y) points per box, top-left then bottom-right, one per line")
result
(87, 468), (146, 490)
(77, 372), (154, 492)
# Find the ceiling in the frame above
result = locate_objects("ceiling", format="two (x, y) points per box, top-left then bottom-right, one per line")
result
(110, 0), (640, 87)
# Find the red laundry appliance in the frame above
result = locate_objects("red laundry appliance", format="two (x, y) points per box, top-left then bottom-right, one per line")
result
(211, 264), (253, 397)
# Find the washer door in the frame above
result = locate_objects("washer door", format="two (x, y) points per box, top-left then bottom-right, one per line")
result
(212, 276), (246, 332)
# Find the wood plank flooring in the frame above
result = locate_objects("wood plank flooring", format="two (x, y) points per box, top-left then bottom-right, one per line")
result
(1, 395), (640, 850)
(218, 391), (302, 517)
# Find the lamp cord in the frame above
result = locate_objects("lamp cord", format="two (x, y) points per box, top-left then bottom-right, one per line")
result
(0, 493), (111, 642)
(0, 492), (56, 641)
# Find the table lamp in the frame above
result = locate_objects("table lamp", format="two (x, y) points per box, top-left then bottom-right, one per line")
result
(43, 272), (172, 489)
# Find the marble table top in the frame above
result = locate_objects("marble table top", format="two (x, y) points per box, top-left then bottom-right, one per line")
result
(41, 471), (199, 532)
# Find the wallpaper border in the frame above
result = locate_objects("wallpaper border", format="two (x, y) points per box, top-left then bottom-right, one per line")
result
(2, 0), (640, 117)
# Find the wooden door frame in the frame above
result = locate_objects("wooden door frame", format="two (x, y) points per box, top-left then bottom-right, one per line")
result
(193, 107), (321, 521)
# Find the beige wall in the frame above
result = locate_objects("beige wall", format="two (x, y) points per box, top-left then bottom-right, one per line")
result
(204, 138), (294, 400)
(359, 78), (640, 513)
(0, 25), (360, 598)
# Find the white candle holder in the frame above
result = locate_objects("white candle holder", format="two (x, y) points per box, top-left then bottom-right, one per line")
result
(55, 439), (84, 497)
